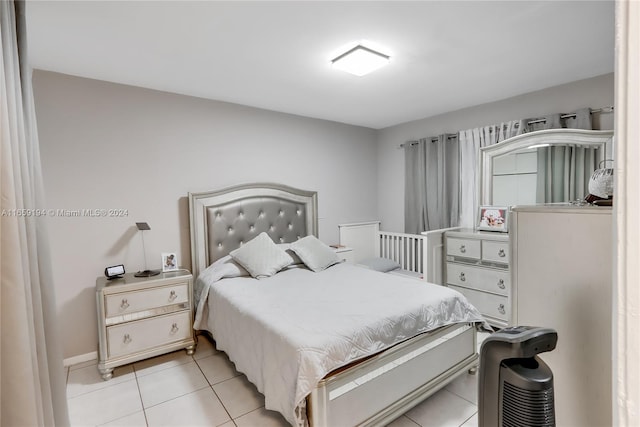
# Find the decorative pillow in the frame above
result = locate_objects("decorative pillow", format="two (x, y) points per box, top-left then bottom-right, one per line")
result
(357, 257), (401, 273)
(277, 243), (304, 266)
(210, 254), (249, 277)
(289, 235), (340, 272)
(230, 232), (292, 279)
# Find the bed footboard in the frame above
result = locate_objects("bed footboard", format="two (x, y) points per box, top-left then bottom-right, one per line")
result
(308, 323), (477, 427)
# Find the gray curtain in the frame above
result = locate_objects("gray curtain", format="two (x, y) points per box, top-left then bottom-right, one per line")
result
(1, 2), (70, 426)
(534, 108), (597, 202)
(405, 134), (459, 233)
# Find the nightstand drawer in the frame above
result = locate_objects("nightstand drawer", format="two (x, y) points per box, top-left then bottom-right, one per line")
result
(107, 310), (191, 358)
(482, 240), (509, 264)
(446, 238), (481, 260)
(446, 263), (509, 296)
(105, 283), (189, 318)
(449, 285), (509, 321)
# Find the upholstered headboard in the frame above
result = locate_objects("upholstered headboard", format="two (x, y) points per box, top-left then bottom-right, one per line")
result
(188, 183), (318, 278)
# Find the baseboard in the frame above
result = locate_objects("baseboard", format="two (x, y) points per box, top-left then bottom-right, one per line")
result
(63, 351), (97, 368)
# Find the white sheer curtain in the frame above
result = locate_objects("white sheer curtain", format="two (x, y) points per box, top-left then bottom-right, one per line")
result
(1, 2), (69, 426)
(458, 120), (527, 229)
(404, 134), (459, 233)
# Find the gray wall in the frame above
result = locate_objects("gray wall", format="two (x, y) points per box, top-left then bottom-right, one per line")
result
(375, 73), (615, 232)
(33, 71), (378, 358)
(34, 71), (614, 359)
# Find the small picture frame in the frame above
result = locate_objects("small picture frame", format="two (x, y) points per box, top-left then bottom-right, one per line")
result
(477, 206), (509, 232)
(161, 252), (178, 272)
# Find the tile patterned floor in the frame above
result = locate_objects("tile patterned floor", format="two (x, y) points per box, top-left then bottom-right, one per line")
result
(66, 333), (489, 426)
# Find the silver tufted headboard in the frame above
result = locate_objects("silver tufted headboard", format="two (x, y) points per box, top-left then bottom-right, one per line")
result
(188, 183), (318, 278)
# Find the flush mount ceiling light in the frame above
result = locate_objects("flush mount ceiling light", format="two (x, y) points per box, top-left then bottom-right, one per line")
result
(331, 44), (390, 76)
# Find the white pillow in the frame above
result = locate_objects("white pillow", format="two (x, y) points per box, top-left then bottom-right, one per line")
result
(357, 257), (401, 273)
(277, 243), (305, 266)
(289, 235), (340, 272)
(210, 254), (249, 277)
(230, 232), (292, 278)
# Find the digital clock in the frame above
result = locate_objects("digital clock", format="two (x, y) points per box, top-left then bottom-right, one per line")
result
(104, 264), (125, 279)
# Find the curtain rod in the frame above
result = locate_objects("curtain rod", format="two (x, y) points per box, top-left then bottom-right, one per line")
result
(401, 134), (457, 148)
(398, 105), (614, 149)
(526, 106), (614, 125)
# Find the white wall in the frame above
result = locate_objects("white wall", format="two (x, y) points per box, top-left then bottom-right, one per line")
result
(376, 73), (615, 232)
(33, 71), (378, 358)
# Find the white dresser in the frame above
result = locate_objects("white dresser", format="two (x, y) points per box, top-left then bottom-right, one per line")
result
(96, 271), (196, 380)
(510, 205), (612, 427)
(444, 229), (510, 328)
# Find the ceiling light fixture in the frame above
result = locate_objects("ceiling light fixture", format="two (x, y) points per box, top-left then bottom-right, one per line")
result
(331, 44), (390, 77)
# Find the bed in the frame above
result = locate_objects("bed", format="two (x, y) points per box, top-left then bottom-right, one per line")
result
(189, 183), (485, 426)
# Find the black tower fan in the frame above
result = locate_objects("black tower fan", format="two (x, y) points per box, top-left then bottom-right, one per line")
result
(478, 326), (558, 427)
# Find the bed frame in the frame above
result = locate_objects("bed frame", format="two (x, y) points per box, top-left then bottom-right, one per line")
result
(189, 183), (478, 426)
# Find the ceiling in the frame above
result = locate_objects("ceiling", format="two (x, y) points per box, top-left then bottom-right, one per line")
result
(25, 1), (615, 129)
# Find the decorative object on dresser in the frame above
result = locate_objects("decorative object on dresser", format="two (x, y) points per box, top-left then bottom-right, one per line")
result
(161, 252), (178, 272)
(444, 229), (510, 328)
(477, 205), (508, 232)
(510, 205), (612, 427)
(96, 271), (195, 380)
(587, 159), (614, 204)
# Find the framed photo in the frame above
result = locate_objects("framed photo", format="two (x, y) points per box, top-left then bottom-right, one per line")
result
(477, 206), (509, 232)
(161, 252), (178, 272)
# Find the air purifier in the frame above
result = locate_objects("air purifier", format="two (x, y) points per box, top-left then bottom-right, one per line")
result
(478, 326), (558, 427)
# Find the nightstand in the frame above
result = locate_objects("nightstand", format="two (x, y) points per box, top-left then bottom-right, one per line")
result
(334, 246), (355, 264)
(95, 270), (196, 380)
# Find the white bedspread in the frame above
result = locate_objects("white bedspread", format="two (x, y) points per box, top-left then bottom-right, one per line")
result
(193, 262), (484, 426)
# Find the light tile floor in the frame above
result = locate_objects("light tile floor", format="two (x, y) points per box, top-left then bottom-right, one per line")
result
(66, 333), (489, 427)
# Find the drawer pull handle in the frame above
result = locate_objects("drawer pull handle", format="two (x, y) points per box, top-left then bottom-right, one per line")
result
(498, 249), (506, 258)
(459, 272), (466, 282)
(169, 290), (177, 301)
(460, 245), (466, 253)
(123, 334), (132, 344)
(498, 304), (506, 315)
(497, 279), (505, 289)
(170, 323), (179, 333)
(120, 299), (129, 310)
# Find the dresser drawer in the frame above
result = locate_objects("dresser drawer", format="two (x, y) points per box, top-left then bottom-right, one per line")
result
(482, 240), (509, 264)
(449, 285), (509, 322)
(446, 263), (509, 296)
(107, 310), (191, 358)
(105, 283), (189, 318)
(446, 238), (481, 260)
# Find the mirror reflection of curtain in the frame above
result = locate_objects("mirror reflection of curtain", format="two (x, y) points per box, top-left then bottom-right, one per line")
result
(458, 120), (527, 228)
(404, 134), (458, 233)
(537, 145), (597, 202)
(533, 108), (595, 202)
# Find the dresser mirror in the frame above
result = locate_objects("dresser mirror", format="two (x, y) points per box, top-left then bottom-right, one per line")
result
(478, 129), (614, 206)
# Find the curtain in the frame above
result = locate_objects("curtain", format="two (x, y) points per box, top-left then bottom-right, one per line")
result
(535, 108), (596, 202)
(458, 120), (527, 228)
(1, 2), (70, 426)
(404, 134), (458, 233)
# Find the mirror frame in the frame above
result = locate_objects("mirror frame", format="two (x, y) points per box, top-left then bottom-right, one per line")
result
(478, 128), (614, 205)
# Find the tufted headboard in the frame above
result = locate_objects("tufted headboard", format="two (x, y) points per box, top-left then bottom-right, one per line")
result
(188, 183), (318, 278)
